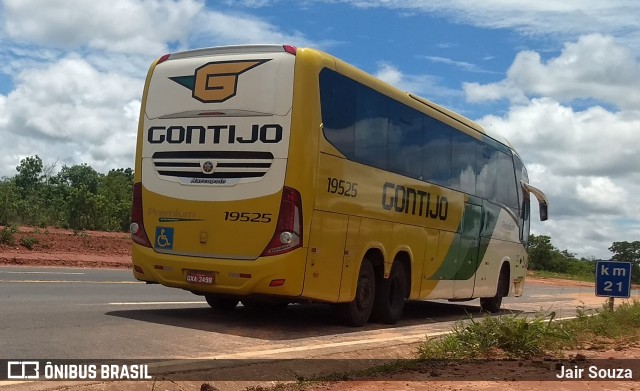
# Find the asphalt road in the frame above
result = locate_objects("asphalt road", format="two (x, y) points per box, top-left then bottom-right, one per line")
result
(0, 266), (626, 361)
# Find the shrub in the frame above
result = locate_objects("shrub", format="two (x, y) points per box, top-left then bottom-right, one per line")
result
(19, 237), (39, 250)
(417, 312), (572, 359)
(0, 225), (18, 245)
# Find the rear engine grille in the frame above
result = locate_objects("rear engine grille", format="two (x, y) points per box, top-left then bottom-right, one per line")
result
(152, 151), (273, 179)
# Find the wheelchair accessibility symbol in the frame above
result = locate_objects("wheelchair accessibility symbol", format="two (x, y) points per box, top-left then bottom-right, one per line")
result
(155, 227), (174, 250)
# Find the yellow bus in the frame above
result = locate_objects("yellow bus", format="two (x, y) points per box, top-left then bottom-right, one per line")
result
(130, 45), (548, 326)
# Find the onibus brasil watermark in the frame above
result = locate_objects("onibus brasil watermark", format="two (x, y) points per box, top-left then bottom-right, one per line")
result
(5, 361), (152, 381)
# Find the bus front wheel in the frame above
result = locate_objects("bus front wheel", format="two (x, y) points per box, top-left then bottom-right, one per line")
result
(335, 259), (376, 327)
(480, 266), (509, 313)
(205, 295), (239, 312)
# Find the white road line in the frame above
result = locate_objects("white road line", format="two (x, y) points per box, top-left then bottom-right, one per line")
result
(0, 271), (85, 275)
(107, 301), (206, 305)
(200, 331), (451, 359)
(0, 280), (142, 284)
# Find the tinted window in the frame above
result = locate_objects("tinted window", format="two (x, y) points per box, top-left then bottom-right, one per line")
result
(451, 131), (478, 194)
(422, 116), (452, 185)
(319, 68), (519, 209)
(514, 155), (530, 243)
(354, 83), (388, 169)
(388, 101), (423, 179)
(495, 151), (518, 209)
(319, 70), (356, 158)
(475, 143), (496, 200)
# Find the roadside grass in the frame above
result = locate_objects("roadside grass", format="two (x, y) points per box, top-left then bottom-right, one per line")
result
(562, 299), (640, 343)
(417, 311), (572, 359)
(418, 299), (640, 360)
(530, 270), (594, 283)
(245, 299), (640, 390)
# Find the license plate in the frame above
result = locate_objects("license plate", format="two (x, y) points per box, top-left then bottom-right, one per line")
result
(186, 270), (215, 285)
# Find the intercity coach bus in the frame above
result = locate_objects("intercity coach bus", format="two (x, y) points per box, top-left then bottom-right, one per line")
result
(130, 45), (548, 326)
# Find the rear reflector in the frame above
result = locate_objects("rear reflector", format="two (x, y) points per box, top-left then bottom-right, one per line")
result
(133, 265), (144, 274)
(269, 279), (286, 287)
(261, 187), (303, 256)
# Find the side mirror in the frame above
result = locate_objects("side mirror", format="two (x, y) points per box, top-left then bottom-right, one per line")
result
(521, 182), (549, 221)
(538, 200), (548, 222)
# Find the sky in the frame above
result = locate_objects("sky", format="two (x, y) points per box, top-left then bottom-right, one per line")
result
(0, 0), (638, 259)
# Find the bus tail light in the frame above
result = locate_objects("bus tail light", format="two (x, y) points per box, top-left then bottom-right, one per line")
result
(262, 187), (303, 256)
(130, 182), (152, 248)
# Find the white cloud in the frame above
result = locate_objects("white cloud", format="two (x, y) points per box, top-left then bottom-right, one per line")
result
(419, 56), (494, 74)
(480, 99), (640, 177)
(0, 56), (142, 175)
(471, 34), (640, 258)
(223, 0), (275, 7)
(2, 0), (203, 55)
(2, 0), (317, 55)
(374, 62), (461, 101)
(0, 0), (317, 178)
(464, 34), (640, 110)
(331, 1), (640, 50)
(189, 9), (315, 48)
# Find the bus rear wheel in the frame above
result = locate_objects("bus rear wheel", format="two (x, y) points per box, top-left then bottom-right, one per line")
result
(372, 261), (407, 324)
(335, 259), (376, 327)
(205, 295), (239, 311)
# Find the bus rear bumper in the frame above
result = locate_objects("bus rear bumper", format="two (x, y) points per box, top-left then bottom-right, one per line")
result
(131, 245), (306, 297)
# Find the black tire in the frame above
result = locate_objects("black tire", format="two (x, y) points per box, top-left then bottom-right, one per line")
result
(335, 259), (376, 327)
(205, 295), (239, 311)
(480, 266), (508, 313)
(371, 261), (408, 324)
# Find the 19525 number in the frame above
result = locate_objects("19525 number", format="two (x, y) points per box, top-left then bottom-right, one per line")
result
(327, 177), (358, 197)
(224, 212), (272, 223)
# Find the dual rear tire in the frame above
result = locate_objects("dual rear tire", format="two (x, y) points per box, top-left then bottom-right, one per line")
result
(334, 259), (376, 327)
(205, 258), (410, 326)
(335, 259), (408, 327)
(371, 262), (407, 325)
(205, 295), (239, 311)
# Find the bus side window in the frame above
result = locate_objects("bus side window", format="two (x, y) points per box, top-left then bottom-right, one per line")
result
(388, 101), (423, 180)
(513, 155), (530, 244)
(319, 69), (356, 158)
(354, 83), (388, 169)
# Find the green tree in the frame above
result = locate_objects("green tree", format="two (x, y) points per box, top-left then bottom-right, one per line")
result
(99, 168), (133, 231)
(527, 234), (555, 270)
(2, 156), (135, 231)
(14, 155), (44, 195)
(527, 234), (594, 276)
(14, 156), (46, 225)
(57, 164), (101, 194)
(609, 241), (640, 283)
(57, 164), (104, 230)
(0, 179), (20, 225)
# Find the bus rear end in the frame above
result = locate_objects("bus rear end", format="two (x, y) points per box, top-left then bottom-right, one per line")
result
(131, 45), (305, 300)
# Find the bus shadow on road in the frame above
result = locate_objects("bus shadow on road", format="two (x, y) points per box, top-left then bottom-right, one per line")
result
(106, 300), (521, 340)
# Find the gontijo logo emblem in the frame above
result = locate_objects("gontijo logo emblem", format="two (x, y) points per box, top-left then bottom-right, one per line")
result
(169, 59), (271, 103)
